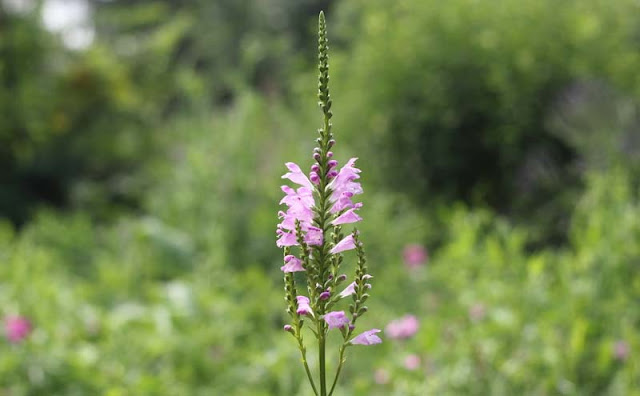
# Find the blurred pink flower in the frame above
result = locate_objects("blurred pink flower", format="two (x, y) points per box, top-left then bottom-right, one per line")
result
(385, 315), (419, 340)
(613, 340), (630, 362)
(404, 354), (421, 370)
(374, 368), (390, 385)
(5, 316), (31, 343)
(403, 244), (428, 269)
(468, 303), (486, 322)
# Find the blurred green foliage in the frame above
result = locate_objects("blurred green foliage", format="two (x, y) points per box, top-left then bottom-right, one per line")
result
(1, 0), (639, 394)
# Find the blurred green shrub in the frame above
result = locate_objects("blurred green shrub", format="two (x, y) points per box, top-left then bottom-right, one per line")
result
(332, 0), (640, 242)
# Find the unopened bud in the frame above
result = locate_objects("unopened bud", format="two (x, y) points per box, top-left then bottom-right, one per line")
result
(284, 325), (293, 333)
(327, 151), (334, 158)
(310, 172), (320, 184)
(328, 160), (338, 169)
(337, 274), (347, 282)
(313, 153), (321, 161)
(319, 291), (331, 300)
(328, 170), (338, 179)
(349, 323), (356, 331)
(328, 139), (335, 148)
(311, 164), (320, 173)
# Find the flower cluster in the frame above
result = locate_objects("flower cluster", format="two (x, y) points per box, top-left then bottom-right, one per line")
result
(276, 11), (380, 396)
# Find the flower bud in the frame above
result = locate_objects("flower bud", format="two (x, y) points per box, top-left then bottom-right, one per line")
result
(337, 274), (347, 282)
(319, 291), (331, 300)
(311, 164), (320, 173)
(327, 151), (334, 158)
(310, 172), (320, 184)
(328, 170), (338, 179)
(284, 324), (294, 333)
(328, 139), (335, 148)
(313, 153), (321, 161)
(328, 160), (338, 169)
(349, 323), (356, 331)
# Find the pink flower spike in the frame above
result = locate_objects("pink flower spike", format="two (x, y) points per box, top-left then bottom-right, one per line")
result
(281, 256), (305, 273)
(324, 311), (350, 329)
(330, 234), (356, 254)
(385, 315), (419, 340)
(338, 281), (356, 298)
(351, 329), (382, 345)
(4, 316), (31, 343)
(296, 296), (314, 317)
(282, 162), (313, 189)
(331, 208), (362, 225)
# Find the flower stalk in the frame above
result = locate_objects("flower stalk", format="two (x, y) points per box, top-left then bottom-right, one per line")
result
(276, 11), (381, 396)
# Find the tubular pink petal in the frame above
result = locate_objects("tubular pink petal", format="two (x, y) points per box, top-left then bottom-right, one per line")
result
(296, 296), (314, 317)
(330, 234), (356, 254)
(282, 162), (313, 189)
(281, 256), (305, 272)
(350, 329), (382, 345)
(331, 208), (362, 225)
(338, 281), (356, 298)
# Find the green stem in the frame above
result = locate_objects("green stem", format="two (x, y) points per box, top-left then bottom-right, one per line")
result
(327, 345), (346, 396)
(319, 323), (327, 396)
(299, 344), (319, 396)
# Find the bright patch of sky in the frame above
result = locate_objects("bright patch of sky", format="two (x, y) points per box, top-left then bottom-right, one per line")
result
(2, 0), (95, 50)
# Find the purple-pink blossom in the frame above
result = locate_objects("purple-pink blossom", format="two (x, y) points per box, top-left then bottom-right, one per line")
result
(324, 311), (350, 329)
(4, 316), (31, 343)
(403, 244), (428, 269)
(296, 296), (314, 317)
(351, 329), (382, 345)
(385, 315), (419, 340)
(281, 255), (305, 273)
(330, 234), (356, 254)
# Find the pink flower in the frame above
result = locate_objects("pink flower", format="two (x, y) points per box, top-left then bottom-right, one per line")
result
(324, 311), (350, 329)
(613, 340), (630, 362)
(403, 244), (428, 269)
(276, 164), (318, 248)
(351, 329), (382, 345)
(276, 228), (298, 248)
(5, 316), (31, 343)
(330, 234), (356, 254)
(331, 208), (362, 226)
(404, 354), (421, 370)
(385, 315), (419, 340)
(296, 296), (314, 317)
(304, 226), (323, 246)
(328, 158), (363, 214)
(374, 368), (390, 385)
(282, 162), (313, 190)
(281, 255), (304, 273)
